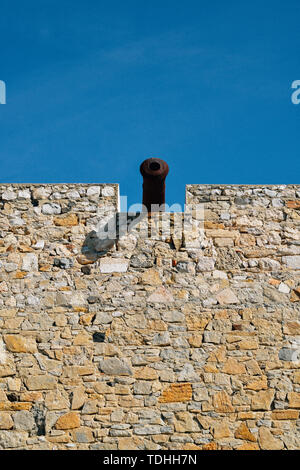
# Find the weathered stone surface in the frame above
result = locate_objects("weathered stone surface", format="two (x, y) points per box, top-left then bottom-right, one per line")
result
(251, 390), (275, 411)
(0, 412), (13, 430)
(245, 376), (268, 391)
(203, 331), (222, 344)
(177, 364), (200, 382)
(174, 411), (200, 432)
(279, 347), (298, 361)
(82, 400), (98, 414)
(42, 203), (61, 215)
(76, 254), (98, 265)
(54, 257), (74, 269)
(222, 358), (246, 375)
(186, 314), (210, 331)
(288, 392), (300, 408)
(71, 387), (86, 410)
(237, 442), (260, 450)
(234, 422), (256, 441)
(0, 183), (299, 450)
(286, 200), (300, 209)
(98, 358), (133, 376)
(134, 367), (158, 380)
(31, 187), (49, 199)
(0, 402), (32, 411)
(152, 332), (171, 346)
(94, 312), (113, 324)
(196, 257), (215, 272)
(147, 287), (174, 303)
(271, 409), (299, 420)
(86, 186), (101, 197)
(99, 258), (129, 273)
(282, 255), (300, 269)
(4, 335), (37, 353)
(202, 442), (218, 450)
(45, 390), (69, 410)
(133, 381), (152, 395)
(216, 288), (239, 305)
(72, 426), (94, 443)
(283, 321), (300, 335)
(213, 391), (234, 413)
(54, 213), (78, 226)
(2, 190), (17, 201)
(0, 430), (26, 448)
(159, 383), (192, 403)
(258, 427), (284, 450)
(118, 436), (143, 450)
(13, 410), (35, 431)
(25, 375), (57, 391)
(101, 186), (114, 196)
(205, 229), (239, 239)
(141, 268), (162, 285)
(21, 253), (38, 272)
(134, 425), (172, 435)
(213, 421), (231, 439)
(55, 412), (80, 430)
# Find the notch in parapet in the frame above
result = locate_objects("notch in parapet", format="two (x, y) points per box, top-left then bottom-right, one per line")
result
(79, 158), (204, 264)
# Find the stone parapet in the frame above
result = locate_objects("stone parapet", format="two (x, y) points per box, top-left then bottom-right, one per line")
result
(0, 183), (299, 450)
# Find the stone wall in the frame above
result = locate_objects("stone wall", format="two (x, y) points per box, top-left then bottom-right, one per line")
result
(0, 183), (299, 450)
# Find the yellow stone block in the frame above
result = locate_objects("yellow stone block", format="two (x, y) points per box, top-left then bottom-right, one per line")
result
(271, 409), (299, 420)
(251, 390), (275, 411)
(222, 358), (247, 375)
(159, 383), (192, 403)
(0, 402), (32, 411)
(234, 422), (256, 441)
(141, 268), (162, 286)
(54, 213), (78, 226)
(288, 392), (300, 409)
(245, 376), (268, 391)
(212, 391), (234, 413)
(55, 412), (80, 430)
(4, 335), (37, 353)
(213, 421), (231, 439)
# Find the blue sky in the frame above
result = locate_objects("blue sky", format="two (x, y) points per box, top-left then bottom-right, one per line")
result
(0, 0), (299, 209)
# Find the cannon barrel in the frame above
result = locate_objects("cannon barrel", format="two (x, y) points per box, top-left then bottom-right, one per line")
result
(140, 158), (169, 212)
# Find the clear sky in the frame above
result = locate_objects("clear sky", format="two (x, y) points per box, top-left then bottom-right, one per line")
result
(0, 0), (299, 209)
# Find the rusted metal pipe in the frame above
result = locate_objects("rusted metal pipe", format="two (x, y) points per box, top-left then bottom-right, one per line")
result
(140, 158), (169, 212)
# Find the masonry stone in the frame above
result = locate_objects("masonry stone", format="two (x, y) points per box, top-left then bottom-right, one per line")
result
(0, 183), (299, 450)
